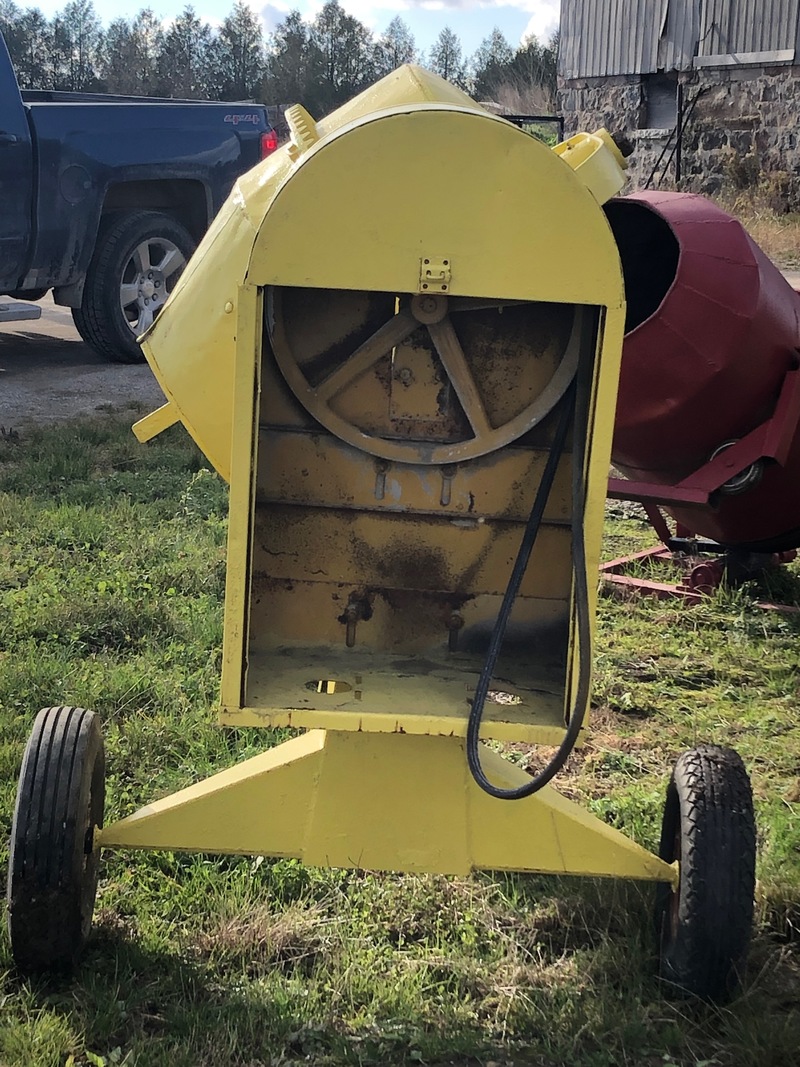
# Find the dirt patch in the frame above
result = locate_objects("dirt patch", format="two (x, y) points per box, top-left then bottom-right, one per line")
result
(0, 296), (165, 429)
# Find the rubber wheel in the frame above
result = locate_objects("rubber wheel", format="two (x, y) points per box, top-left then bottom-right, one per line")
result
(655, 744), (756, 1002)
(7, 706), (105, 974)
(73, 211), (195, 364)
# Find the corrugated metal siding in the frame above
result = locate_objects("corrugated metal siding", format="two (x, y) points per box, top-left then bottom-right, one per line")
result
(659, 0), (700, 70)
(560, 0), (660, 78)
(697, 0), (799, 55)
(560, 0), (800, 78)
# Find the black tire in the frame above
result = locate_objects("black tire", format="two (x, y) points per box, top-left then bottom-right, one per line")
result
(71, 303), (95, 348)
(7, 706), (105, 974)
(655, 744), (756, 1002)
(74, 211), (195, 364)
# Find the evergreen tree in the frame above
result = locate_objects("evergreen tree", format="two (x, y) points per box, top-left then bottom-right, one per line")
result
(310, 0), (374, 112)
(427, 26), (466, 88)
(99, 17), (140, 92)
(1, 2), (51, 88)
(131, 7), (163, 93)
(211, 1), (265, 100)
(374, 16), (415, 78)
(263, 10), (323, 110)
(0, 0), (23, 66)
(507, 32), (559, 103)
(471, 27), (514, 99)
(57, 0), (103, 90)
(156, 6), (212, 97)
(47, 14), (74, 88)
(98, 8), (162, 94)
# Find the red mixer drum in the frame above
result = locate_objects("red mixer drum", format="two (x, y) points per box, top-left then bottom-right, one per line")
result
(606, 190), (800, 552)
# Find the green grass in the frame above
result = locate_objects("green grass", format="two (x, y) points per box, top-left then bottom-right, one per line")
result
(1, 413), (799, 1066)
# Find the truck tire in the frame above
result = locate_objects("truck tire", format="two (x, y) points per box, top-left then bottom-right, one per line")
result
(655, 744), (756, 1002)
(74, 211), (195, 364)
(7, 706), (105, 974)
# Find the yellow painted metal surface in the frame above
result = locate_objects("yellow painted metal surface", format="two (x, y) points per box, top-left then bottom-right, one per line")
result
(553, 129), (628, 204)
(100, 731), (677, 886)
(115, 68), (657, 885)
(139, 65), (624, 481)
(186, 71), (627, 741)
(132, 401), (179, 442)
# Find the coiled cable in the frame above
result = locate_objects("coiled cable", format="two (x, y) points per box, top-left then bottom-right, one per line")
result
(465, 371), (592, 800)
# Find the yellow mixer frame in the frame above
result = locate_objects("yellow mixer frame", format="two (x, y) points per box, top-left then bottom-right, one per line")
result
(94, 68), (675, 886)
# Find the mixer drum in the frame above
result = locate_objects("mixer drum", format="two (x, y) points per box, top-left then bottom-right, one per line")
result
(607, 191), (800, 552)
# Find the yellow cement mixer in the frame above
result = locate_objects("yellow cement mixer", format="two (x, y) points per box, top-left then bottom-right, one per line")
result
(7, 67), (756, 1003)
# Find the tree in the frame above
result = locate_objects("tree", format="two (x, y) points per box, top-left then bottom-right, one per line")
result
(263, 10), (323, 110)
(57, 0), (103, 90)
(156, 6), (213, 98)
(97, 8), (163, 94)
(374, 16), (415, 78)
(211, 1), (265, 100)
(0, 0), (24, 67)
(505, 33), (559, 106)
(471, 27), (514, 100)
(48, 15), (74, 88)
(131, 8), (163, 94)
(310, 0), (374, 112)
(99, 18), (138, 92)
(427, 27), (466, 89)
(2, 2), (51, 88)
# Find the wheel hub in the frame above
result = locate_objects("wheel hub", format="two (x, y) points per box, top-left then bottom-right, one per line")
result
(121, 237), (187, 334)
(138, 272), (163, 303)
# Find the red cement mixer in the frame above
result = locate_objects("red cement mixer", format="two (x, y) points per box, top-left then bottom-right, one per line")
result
(605, 191), (800, 555)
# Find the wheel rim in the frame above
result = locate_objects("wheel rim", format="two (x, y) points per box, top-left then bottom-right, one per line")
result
(119, 237), (187, 334)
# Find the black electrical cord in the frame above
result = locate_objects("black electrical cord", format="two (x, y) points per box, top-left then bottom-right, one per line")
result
(465, 373), (592, 800)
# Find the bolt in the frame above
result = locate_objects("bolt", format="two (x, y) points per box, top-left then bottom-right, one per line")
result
(344, 603), (360, 648)
(447, 611), (464, 652)
(154, 280), (161, 288)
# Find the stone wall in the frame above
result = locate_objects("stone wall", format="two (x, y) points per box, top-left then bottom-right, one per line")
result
(558, 65), (800, 208)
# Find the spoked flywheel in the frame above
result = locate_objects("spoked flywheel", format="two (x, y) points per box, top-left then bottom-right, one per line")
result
(266, 287), (581, 464)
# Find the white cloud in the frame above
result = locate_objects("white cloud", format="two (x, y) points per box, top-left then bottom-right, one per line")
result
(260, 2), (291, 32)
(335, 0), (561, 16)
(520, 0), (558, 42)
(254, 0), (560, 51)
(375, 0), (558, 12)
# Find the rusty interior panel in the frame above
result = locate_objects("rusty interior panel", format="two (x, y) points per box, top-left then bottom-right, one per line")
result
(241, 288), (597, 734)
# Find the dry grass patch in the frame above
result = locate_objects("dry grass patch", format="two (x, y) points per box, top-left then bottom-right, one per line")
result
(707, 187), (800, 269)
(190, 896), (329, 975)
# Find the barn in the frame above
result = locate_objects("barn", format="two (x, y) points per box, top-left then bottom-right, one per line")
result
(558, 1), (800, 204)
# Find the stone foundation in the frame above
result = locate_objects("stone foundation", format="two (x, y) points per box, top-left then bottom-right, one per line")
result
(558, 65), (800, 208)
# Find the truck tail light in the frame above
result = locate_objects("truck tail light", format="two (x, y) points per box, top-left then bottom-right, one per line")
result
(261, 130), (278, 157)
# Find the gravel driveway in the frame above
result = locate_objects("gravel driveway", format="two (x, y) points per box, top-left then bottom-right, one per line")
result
(1, 295), (165, 429)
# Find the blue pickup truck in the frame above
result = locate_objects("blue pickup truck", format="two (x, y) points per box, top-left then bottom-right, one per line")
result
(0, 31), (275, 362)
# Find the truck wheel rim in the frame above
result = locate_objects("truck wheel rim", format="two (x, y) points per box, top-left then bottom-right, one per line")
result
(119, 237), (187, 334)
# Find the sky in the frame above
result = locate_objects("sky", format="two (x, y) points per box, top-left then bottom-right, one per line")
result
(32, 0), (561, 62)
